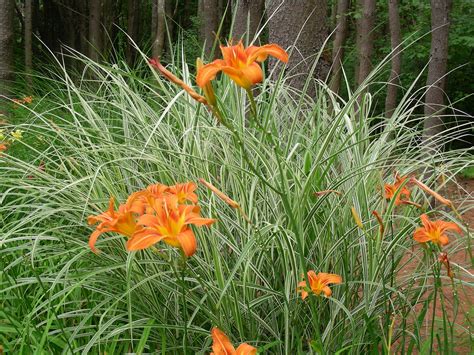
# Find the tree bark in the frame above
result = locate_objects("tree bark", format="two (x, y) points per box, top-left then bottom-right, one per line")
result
(89, 0), (102, 62)
(152, 0), (166, 58)
(385, 0), (401, 117)
(199, 0), (219, 58)
(422, 0), (452, 152)
(0, 0), (14, 104)
(266, 0), (330, 94)
(232, 0), (265, 44)
(126, 0), (141, 66)
(330, 0), (350, 94)
(25, 0), (33, 89)
(355, 0), (376, 86)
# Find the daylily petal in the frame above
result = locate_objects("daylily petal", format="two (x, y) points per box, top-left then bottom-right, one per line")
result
(239, 62), (264, 86)
(196, 60), (226, 88)
(236, 343), (257, 355)
(126, 230), (166, 251)
(89, 230), (103, 253)
(413, 228), (432, 243)
(320, 273), (342, 285)
(211, 327), (236, 355)
(439, 221), (462, 234)
(439, 234), (449, 246)
(322, 286), (332, 297)
(246, 44), (289, 63)
(176, 229), (197, 257)
(137, 214), (159, 227)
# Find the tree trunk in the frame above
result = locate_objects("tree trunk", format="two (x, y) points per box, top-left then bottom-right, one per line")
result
(89, 0), (102, 62)
(385, 0), (401, 117)
(266, 0), (330, 95)
(423, 0), (452, 151)
(329, 0), (350, 94)
(78, 0), (89, 56)
(126, 0), (140, 66)
(199, 0), (219, 58)
(25, 0), (33, 89)
(152, 0), (166, 58)
(355, 0), (376, 86)
(0, 0), (14, 104)
(232, 0), (265, 44)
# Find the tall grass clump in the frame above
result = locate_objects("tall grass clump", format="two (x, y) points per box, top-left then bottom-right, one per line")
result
(1, 42), (472, 354)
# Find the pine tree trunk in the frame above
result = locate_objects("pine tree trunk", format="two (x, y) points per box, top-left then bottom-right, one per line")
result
(423, 0), (452, 152)
(25, 0), (33, 89)
(330, 0), (350, 94)
(89, 0), (102, 62)
(266, 0), (330, 95)
(355, 0), (376, 86)
(199, 0), (219, 58)
(232, 0), (265, 44)
(385, 0), (401, 118)
(0, 0), (14, 104)
(152, 0), (166, 58)
(126, 0), (141, 66)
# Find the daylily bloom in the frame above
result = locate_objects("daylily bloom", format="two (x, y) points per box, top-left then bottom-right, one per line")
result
(88, 197), (141, 253)
(196, 41), (289, 90)
(384, 174), (419, 207)
(167, 182), (199, 204)
(210, 327), (257, 355)
(0, 143), (7, 155)
(197, 57), (217, 106)
(413, 214), (462, 246)
(297, 270), (342, 299)
(127, 198), (215, 256)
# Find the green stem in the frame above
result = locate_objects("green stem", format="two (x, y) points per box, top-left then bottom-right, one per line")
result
(181, 257), (189, 354)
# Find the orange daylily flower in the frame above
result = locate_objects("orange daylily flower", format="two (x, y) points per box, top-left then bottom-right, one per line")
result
(196, 41), (289, 90)
(297, 270), (342, 299)
(210, 327), (257, 355)
(127, 198), (215, 256)
(149, 58), (208, 105)
(0, 143), (7, 154)
(88, 197), (141, 253)
(168, 182), (199, 204)
(197, 57), (217, 106)
(413, 214), (462, 246)
(384, 174), (420, 207)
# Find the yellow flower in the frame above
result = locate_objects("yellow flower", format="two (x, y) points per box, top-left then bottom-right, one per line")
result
(11, 129), (23, 140)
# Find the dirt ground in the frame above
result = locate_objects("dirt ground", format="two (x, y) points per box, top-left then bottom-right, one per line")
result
(397, 176), (473, 353)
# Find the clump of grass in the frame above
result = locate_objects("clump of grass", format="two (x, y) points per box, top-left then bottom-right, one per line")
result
(0, 45), (472, 354)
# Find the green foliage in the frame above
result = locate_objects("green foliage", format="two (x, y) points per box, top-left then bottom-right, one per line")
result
(1, 45), (472, 353)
